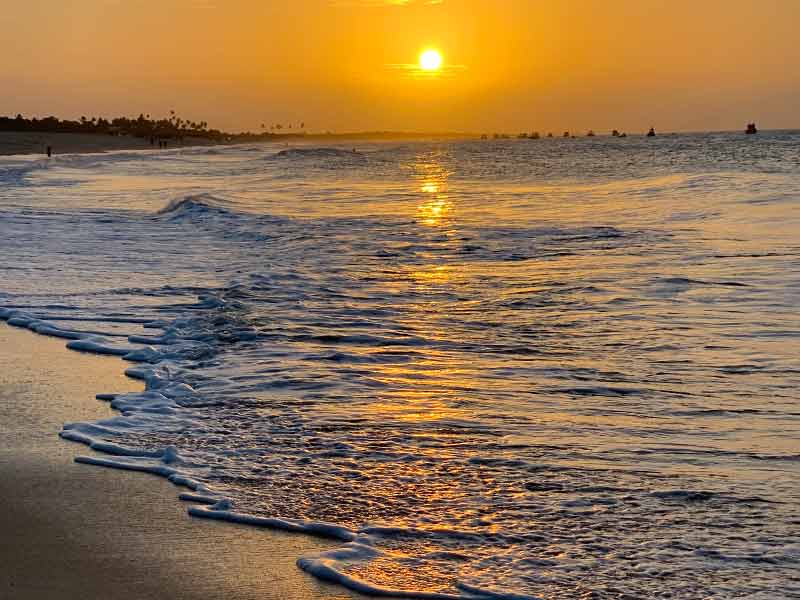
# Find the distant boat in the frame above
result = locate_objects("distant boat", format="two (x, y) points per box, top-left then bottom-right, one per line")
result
(745, 122), (758, 134)
(547, 132), (553, 138)
(646, 127), (656, 137)
(530, 131), (540, 139)
(611, 129), (620, 137)
(587, 130), (595, 137)
(619, 132), (627, 138)
(563, 131), (570, 138)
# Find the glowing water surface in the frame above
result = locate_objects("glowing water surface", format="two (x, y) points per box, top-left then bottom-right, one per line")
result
(1, 134), (798, 599)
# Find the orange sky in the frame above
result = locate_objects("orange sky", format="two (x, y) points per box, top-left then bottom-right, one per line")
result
(2, 0), (798, 133)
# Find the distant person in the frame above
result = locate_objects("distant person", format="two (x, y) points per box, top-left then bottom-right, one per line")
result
(46, 146), (52, 157)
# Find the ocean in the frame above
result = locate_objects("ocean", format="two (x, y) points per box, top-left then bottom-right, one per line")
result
(1, 133), (798, 599)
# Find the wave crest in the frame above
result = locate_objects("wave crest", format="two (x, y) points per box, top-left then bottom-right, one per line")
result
(156, 193), (235, 219)
(271, 147), (366, 160)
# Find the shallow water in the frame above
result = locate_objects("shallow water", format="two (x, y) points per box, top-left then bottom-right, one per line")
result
(1, 133), (799, 599)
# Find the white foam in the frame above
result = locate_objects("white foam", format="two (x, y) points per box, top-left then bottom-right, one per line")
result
(188, 505), (357, 542)
(67, 336), (138, 356)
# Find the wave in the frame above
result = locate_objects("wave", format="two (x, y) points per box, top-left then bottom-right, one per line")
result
(155, 193), (237, 219)
(270, 147), (367, 161)
(0, 157), (49, 187)
(657, 276), (750, 287)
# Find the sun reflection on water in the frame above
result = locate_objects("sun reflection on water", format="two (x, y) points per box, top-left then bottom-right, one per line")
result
(414, 157), (454, 227)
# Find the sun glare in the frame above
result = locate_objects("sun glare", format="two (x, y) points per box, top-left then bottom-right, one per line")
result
(419, 49), (443, 71)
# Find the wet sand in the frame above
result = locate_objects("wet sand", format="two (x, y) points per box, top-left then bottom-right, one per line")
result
(0, 131), (217, 156)
(0, 324), (363, 600)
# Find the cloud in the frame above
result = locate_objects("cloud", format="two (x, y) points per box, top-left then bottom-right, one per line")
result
(385, 63), (466, 79)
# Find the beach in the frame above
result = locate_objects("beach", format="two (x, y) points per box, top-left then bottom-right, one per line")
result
(0, 135), (797, 598)
(0, 323), (362, 600)
(0, 131), (218, 157)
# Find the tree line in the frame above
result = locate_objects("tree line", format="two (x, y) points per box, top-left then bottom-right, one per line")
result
(0, 111), (227, 139)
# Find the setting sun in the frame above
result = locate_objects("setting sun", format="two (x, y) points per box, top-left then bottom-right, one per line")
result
(419, 49), (443, 71)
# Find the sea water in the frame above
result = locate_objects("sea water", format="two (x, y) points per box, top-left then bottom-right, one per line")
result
(1, 133), (798, 599)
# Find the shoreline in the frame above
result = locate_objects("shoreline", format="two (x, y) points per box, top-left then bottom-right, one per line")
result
(2, 128), (798, 158)
(0, 131), (222, 157)
(0, 323), (365, 600)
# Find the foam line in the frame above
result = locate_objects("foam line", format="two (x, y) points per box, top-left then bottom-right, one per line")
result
(74, 455), (178, 478)
(298, 548), (462, 600)
(188, 506), (357, 542)
(67, 337), (138, 355)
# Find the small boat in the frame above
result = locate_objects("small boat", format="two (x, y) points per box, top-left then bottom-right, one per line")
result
(612, 129), (620, 137)
(587, 130), (595, 137)
(619, 132), (627, 138)
(745, 123), (758, 134)
(563, 131), (570, 138)
(646, 127), (656, 137)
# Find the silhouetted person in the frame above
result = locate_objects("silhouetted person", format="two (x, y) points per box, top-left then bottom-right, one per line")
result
(46, 146), (52, 157)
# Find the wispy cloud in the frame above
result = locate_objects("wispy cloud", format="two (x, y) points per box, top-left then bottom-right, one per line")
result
(385, 63), (466, 79)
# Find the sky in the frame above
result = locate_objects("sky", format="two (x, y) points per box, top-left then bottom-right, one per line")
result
(2, 0), (799, 133)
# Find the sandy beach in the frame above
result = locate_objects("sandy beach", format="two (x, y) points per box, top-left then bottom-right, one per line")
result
(0, 323), (364, 600)
(0, 131), (218, 157)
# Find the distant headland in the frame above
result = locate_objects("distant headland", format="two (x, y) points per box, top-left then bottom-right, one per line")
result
(0, 112), (472, 156)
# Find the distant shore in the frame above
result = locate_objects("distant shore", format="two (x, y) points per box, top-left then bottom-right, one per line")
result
(0, 130), (474, 157)
(0, 131), (221, 157)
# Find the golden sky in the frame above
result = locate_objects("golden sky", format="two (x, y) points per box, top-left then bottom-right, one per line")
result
(2, 0), (798, 133)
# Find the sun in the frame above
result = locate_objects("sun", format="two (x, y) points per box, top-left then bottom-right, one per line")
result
(419, 49), (443, 71)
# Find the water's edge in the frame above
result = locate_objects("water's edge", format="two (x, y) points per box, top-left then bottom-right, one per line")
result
(0, 308), (506, 600)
